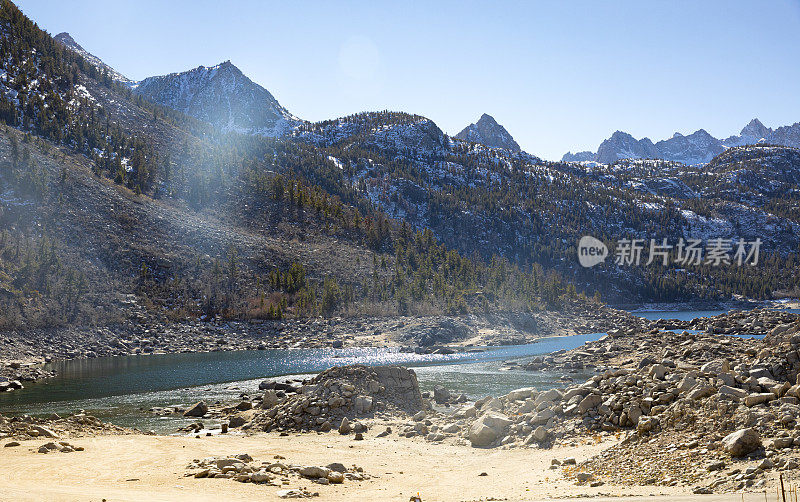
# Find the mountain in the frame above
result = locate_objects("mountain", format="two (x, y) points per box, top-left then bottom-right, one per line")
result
(133, 61), (301, 137)
(653, 129), (724, 165)
(288, 110), (800, 303)
(564, 119), (800, 165)
(736, 118), (771, 144)
(54, 32), (134, 86)
(561, 151), (595, 163)
(455, 113), (521, 152)
(724, 119), (800, 149)
(595, 131), (658, 164)
(706, 144), (800, 193)
(3, 0), (800, 326)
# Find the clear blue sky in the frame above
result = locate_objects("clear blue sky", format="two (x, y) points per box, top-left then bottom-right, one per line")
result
(16, 0), (800, 160)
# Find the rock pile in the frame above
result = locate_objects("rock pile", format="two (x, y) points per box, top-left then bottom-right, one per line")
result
(403, 313), (800, 458)
(184, 452), (369, 489)
(655, 308), (798, 338)
(249, 365), (425, 432)
(0, 361), (54, 393)
(36, 440), (84, 453)
(0, 412), (131, 440)
(528, 314), (800, 493)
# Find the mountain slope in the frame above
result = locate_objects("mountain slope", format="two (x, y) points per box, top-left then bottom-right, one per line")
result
(133, 61), (301, 137)
(289, 110), (800, 303)
(455, 113), (521, 152)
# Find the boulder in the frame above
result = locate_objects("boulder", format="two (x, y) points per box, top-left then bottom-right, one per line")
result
(354, 395), (373, 414)
(338, 417), (351, 435)
(469, 411), (512, 447)
(649, 364), (667, 380)
(29, 425), (58, 438)
(433, 386), (451, 404)
(442, 423), (460, 434)
(687, 385), (716, 400)
(722, 428), (762, 457)
(184, 401), (209, 417)
(261, 390), (279, 409)
(534, 388), (563, 405)
(507, 387), (535, 401)
(530, 409), (555, 425)
(299, 466), (330, 479)
(744, 393), (774, 407)
(637, 416), (659, 435)
(532, 426), (549, 442)
(228, 414), (247, 428)
(700, 359), (730, 375)
(480, 397), (503, 411)
(718, 385), (748, 399)
(677, 376), (697, 393)
(250, 470), (272, 483)
(578, 394), (603, 415)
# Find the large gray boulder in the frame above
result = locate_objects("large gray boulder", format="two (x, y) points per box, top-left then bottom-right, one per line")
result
(469, 411), (512, 447)
(722, 428), (762, 457)
(261, 390), (279, 409)
(578, 394), (603, 414)
(433, 385), (451, 404)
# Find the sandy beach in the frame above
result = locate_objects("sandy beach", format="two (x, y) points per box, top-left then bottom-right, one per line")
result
(0, 432), (781, 502)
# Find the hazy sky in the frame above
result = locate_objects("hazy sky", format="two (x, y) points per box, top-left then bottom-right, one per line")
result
(16, 0), (800, 160)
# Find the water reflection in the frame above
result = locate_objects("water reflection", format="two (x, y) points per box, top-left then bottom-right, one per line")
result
(0, 333), (603, 431)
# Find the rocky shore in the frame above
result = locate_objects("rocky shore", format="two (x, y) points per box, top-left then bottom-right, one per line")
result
(3, 307), (800, 499)
(163, 308), (800, 496)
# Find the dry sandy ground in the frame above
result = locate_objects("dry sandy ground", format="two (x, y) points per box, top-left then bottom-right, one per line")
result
(0, 432), (784, 502)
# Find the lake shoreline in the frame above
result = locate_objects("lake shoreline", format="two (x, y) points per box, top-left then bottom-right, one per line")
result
(0, 302), (637, 392)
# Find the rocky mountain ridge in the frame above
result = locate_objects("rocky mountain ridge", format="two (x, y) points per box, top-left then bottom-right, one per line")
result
(53, 31), (134, 86)
(564, 118), (800, 165)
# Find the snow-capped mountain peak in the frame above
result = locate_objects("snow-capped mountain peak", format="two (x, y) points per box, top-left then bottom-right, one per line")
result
(133, 61), (301, 137)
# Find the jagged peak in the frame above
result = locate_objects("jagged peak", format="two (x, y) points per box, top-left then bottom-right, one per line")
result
(690, 128), (713, 138)
(455, 113), (521, 152)
(740, 118), (771, 138)
(54, 32), (78, 46)
(609, 130), (635, 140)
(211, 60), (238, 72)
(745, 117), (765, 128)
